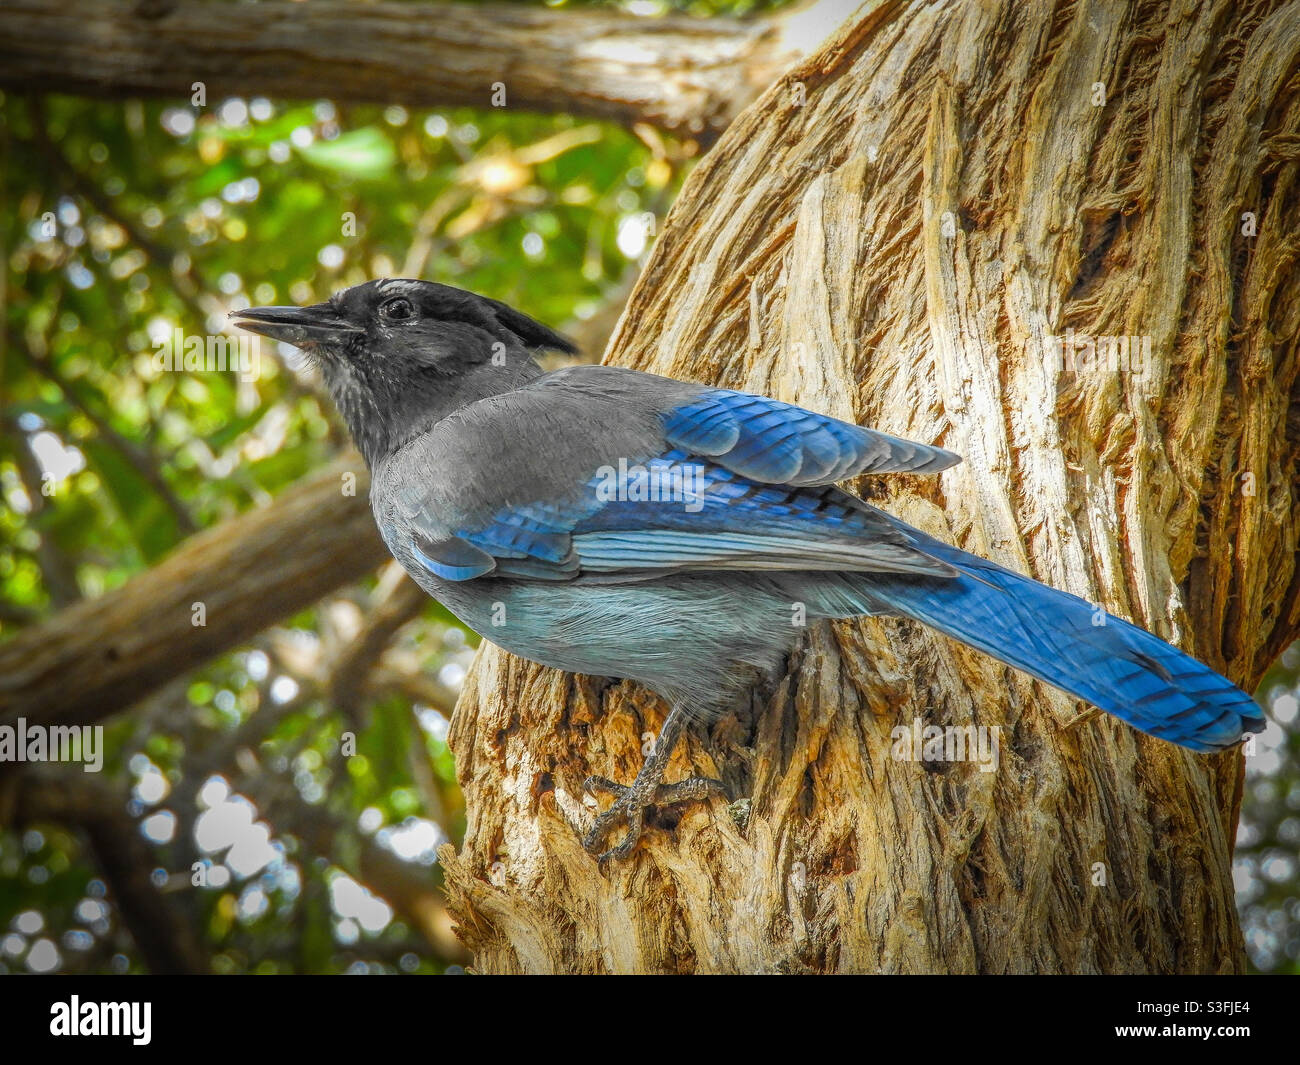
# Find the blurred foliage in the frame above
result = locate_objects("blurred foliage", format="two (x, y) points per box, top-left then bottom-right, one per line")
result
(0, 0), (1295, 975)
(0, 0), (717, 974)
(1239, 645), (1300, 973)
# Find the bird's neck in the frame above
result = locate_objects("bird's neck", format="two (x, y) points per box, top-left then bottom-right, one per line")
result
(336, 356), (544, 468)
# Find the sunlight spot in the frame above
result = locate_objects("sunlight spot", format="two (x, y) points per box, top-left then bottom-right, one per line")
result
(317, 244), (344, 270)
(270, 675), (299, 704)
(438, 662), (466, 689)
(379, 817), (445, 865)
(25, 938), (59, 973)
(142, 811), (176, 844)
(329, 874), (392, 934)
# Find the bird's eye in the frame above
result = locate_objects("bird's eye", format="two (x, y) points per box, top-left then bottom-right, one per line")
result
(381, 297), (416, 321)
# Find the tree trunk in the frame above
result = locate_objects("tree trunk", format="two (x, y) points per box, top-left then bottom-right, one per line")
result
(438, 0), (1300, 973)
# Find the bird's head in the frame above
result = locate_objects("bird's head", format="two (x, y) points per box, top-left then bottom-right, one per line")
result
(233, 278), (575, 466)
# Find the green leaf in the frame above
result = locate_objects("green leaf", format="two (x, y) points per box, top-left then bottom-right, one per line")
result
(296, 128), (395, 180)
(81, 440), (182, 563)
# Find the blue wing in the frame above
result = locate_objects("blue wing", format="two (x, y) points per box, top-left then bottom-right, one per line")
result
(406, 385), (961, 584)
(412, 450), (954, 583)
(663, 389), (959, 484)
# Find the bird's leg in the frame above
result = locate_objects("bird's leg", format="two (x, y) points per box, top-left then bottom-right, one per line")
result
(581, 703), (726, 863)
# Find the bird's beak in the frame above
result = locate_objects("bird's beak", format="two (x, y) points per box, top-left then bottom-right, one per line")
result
(231, 304), (364, 347)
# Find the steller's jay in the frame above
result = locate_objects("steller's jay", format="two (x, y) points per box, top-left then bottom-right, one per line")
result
(236, 279), (1265, 860)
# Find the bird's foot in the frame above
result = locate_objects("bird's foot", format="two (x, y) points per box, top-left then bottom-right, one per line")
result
(581, 772), (726, 863)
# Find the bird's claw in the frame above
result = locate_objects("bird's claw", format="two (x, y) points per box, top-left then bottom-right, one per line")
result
(581, 773), (726, 863)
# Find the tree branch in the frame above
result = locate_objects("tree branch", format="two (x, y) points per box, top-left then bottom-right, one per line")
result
(328, 567), (431, 719)
(235, 745), (467, 962)
(0, 453), (386, 733)
(0, 0), (828, 139)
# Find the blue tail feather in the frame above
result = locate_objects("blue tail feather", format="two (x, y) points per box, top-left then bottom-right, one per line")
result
(845, 537), (1265, 752)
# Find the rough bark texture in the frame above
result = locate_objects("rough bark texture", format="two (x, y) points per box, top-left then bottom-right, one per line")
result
(0, 0), (817, 138)
(439, 0), (1300, 973)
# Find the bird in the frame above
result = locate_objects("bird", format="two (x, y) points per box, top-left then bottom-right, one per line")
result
(234, 279), (1266, 861)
